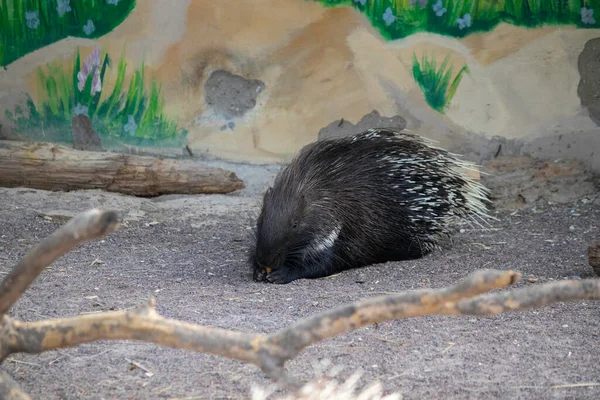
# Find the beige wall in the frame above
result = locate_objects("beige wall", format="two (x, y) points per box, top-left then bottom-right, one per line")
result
(1, 0), (599, 171)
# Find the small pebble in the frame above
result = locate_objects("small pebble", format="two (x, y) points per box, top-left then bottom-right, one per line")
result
(527, 277), (538, 283)
(569, 225), (575, 231)
(312, 301), (319, 307)
(567, 275), (582, 280)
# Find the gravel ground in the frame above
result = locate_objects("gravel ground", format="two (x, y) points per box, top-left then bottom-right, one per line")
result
(0, 165), (599, 399)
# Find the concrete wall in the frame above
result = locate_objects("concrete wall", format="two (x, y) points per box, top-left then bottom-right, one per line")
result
(1, 0), (599, 172)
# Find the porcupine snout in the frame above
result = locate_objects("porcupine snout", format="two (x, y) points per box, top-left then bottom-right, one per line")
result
(252, 247), (285, 282)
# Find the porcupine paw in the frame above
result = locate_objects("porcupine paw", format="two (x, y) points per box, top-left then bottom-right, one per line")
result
(265, 267), (300, 284)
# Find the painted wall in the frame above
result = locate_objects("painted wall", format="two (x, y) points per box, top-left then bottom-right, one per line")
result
(1, 0), (599, 171)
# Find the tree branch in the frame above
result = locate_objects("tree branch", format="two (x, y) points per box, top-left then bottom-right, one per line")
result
(0, 370), (31, 400)
(0, 298), (261, 365)
(0, 209), (120, 319)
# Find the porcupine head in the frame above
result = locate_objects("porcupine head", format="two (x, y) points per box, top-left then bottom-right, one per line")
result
(250, 171), (341, 285)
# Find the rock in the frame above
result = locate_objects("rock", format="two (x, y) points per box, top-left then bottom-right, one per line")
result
(71, 114), (103, 152)
(204, 70), (265, 119)
(318, 110), (407, 141)
(577, 38), (600, 126)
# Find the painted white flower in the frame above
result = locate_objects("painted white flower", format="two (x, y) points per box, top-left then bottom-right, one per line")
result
(383, 7), (396, 26)
(457, 13), (472, 30)
(25, 11), (40, 30)
(433, 0), (447, 17)
(57, 0), (72, 17)
(124, 115), (138, 135)
(106, 0), (120, 5)
(581, 7), (595, 25)
(83, 19), (95, 35)
(73, 103), (89, 117)
(353, 0), (367, 6)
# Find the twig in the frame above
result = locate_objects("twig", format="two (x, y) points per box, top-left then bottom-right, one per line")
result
(5, 358), (41, 367)
(0, 209), (120, 319)
(125, 358), (154, 377)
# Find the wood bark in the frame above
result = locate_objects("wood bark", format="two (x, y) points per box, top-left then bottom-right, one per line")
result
(589, 242), (600, 276)
(0, 140), (245, 196)
(1, 209), (599, 397)
(0, 371), (30, 400)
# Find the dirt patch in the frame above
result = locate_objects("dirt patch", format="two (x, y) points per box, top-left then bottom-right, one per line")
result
(0, 185), (599, 399)
(482, 155), (599, 210)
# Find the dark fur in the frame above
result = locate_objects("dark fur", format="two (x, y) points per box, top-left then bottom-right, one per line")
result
(249, 128), (492, 284)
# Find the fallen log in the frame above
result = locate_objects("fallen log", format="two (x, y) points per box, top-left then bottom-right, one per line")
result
(0, 140), (245, 196)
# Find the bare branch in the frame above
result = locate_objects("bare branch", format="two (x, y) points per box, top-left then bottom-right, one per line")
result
(6, 267), (600, 388)
(454, 278), (600, 315)
(268, 269), (521, 360)
(0, 209), (120, 319)
(0, 297), (260, 365)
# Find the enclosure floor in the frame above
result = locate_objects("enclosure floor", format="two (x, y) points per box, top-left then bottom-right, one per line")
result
(0, 183), (599, 400)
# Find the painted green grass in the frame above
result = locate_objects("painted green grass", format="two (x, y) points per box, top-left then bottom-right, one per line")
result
(317, 0), (598, 40)
(412, 52), (469, 113)
(0, 0), (136, 68)
(5, 47), (188, 148)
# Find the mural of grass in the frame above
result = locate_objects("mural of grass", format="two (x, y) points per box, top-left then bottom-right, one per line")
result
(5, 46), (188, 148)
(317, 0), (598, 40)
(411, 52), (469, 113)
(0, 0), (136, 68)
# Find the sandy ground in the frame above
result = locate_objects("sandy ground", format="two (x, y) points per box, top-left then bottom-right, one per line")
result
(0, 161), (599, 400)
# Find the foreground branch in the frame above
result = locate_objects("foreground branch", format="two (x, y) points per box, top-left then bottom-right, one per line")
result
(0, 209), (120, 319)
(0, 371), (30, 400)
(2, 269), (599, 388)
(1, 209), (599, 396)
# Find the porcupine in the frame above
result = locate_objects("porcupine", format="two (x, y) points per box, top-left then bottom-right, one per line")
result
(249, 128), (493, 284)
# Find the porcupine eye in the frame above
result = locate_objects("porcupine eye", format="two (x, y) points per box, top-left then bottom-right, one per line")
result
(291, 220), (298, 229)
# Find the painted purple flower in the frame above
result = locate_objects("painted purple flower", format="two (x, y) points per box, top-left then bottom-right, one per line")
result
(433, 0), (447, 17)
(77, 46), (103, 95)
(581, 8), (595, 25)
(383, 7), (396, 26)
(25, 11), (40, 30)
(457, 13), (472, 30)
(57, 0), (72, 17)
(410, 0), (428, 9)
